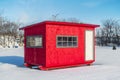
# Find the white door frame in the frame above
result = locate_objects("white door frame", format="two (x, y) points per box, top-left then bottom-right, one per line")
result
(85, 30), (94, 61)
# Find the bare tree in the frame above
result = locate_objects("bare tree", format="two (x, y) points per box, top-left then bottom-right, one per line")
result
(67, 18), (79, 23)
(0, 14), (22, 48)
(50, 14), (80, 23)
(51, 14), (59, 21)
(96, 19), (120, 46)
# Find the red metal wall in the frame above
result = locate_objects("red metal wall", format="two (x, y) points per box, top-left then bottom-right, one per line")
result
(46, 24), (94, 68)
(24, 23), (46, 66)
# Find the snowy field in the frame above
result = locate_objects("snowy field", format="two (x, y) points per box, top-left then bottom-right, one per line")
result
(0, 46), (120, 80)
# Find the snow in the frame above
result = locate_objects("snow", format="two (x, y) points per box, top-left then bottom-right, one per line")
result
(0, 47), (120, 80)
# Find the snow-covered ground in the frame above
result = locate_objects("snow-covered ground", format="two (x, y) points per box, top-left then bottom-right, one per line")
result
(0, 46), (120, 80)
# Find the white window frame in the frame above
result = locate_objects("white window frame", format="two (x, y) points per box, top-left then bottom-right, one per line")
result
(56, 35), (78, 48)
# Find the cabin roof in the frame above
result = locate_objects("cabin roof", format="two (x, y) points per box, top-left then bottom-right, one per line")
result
(20, 21), (100, 30)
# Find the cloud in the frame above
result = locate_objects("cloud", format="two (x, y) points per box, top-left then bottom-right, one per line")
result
(18, 12), (41, 26)
(18, 12), (29, 24)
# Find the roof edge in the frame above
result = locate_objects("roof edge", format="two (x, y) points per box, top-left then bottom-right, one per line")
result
(45, 21), (100, 27)
(19, 20), (100, 30)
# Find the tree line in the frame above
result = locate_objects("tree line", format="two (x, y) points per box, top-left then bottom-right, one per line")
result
(96, 19), (120, 46)
(51, 15), (120, 46)
(1, 13), (119, 47)
(0, 15), (23, 48)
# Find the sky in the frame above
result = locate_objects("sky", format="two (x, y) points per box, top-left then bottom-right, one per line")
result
(0, 0), (120, 25)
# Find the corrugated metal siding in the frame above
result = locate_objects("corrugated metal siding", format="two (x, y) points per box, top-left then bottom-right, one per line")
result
(24, 24), (46, 66)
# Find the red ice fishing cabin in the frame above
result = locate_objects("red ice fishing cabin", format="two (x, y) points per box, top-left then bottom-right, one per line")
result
(20, 21), (99, 70)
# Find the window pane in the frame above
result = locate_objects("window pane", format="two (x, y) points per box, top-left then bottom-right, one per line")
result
(30, 37), (35, 42)
(73, 37), (77, 41)
(30, 41), (35, 46)
(73, 42), (77, 46)
(29, 37), (35, 46)
(63, 42), (67, 46)
(26, 36), (42, 47)
(63, 37), (67, 41)
(35, 37), (42, 46)
(57, 37), (62, 41)
(27, 41), (30, 47)
(57, 42), (63, 46)
(68, 42), (72, 46)
(68, 37), (72, 41)
(26, 37), (30, 46)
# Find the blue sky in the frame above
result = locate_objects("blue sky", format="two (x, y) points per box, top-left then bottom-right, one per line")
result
(0, 0), (120, 25)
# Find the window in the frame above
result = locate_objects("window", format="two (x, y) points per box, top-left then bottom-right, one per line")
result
(26, 36), (42, 47)
(57, 36), (78, 47)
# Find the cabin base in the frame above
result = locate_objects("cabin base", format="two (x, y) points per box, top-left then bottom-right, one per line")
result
(24, 63), (93, 70)
(24, 63), (32, 68)
(39, 64), (93, 70)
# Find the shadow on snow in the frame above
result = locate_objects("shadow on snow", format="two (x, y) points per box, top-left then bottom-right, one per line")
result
(0, 56), (24, 67)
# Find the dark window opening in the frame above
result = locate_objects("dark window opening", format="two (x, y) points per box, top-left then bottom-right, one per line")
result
(57, 36), (78, 48)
